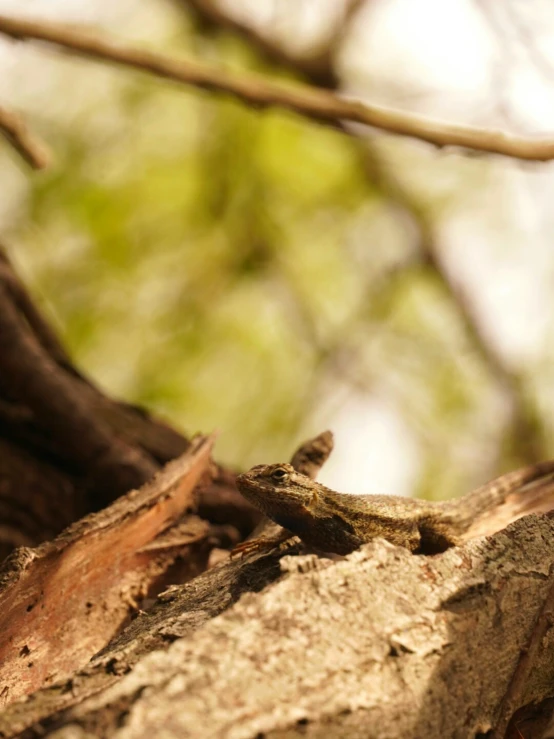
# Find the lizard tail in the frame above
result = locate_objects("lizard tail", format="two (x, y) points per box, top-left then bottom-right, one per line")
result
(444, 459), (554, 534)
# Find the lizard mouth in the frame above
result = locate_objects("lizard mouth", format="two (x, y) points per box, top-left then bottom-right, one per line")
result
(235, 474), (257, 493)
(236, 474), (275, 499)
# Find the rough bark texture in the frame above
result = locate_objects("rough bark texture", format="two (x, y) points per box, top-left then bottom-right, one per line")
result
(0, 436), (214, 708)
(1, 513), (554, 738)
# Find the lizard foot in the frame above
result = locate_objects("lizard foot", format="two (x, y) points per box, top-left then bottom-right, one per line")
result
(231, 530), (295, 559)
(231, 537), (276, 559)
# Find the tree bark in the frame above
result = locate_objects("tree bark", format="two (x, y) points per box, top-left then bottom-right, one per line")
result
(1, 513), (553, 738)
(0, 436), (214, 708)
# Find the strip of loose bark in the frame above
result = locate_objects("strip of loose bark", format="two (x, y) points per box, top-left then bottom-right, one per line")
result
(0, 105), (50, 169)
(0, 434), (213, 709)
(2, 14), (554, 160)
(0, 540), (294, 737)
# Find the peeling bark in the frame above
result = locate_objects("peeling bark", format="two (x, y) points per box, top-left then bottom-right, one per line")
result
(0, 436), (213, 708)
(1, 514), (554, 738)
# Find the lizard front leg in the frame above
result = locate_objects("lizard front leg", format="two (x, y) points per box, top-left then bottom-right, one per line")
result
(231, 526), (295, 558)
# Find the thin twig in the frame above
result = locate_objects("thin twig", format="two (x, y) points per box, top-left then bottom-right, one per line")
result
(0, 105), (50, 169)
(2, 14), (554, 160)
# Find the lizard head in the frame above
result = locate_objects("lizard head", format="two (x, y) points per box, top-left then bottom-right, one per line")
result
(236, 463), (365, 554)
(236, 463), (318, 519)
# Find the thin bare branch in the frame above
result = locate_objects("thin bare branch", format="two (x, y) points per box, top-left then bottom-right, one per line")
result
(2, 14), (554, 161)
(0, 105), (50, 169)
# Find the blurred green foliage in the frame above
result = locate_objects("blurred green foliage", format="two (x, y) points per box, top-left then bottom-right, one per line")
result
(2, 14), (546, 499)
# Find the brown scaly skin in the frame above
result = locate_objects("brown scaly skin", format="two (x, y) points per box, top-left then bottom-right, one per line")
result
(235, 460), (554, 556)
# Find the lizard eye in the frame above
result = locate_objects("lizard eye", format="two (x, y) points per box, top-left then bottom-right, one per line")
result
(270, 467), (289, 483)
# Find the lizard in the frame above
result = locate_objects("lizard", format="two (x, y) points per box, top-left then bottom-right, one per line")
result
(233, 459), (554, 556)
(244, 429), (335, 543)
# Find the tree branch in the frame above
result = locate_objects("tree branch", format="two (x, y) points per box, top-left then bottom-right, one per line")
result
(0, 281), (159, 500)
(0, 105), (50, 169)
(0, 246), (75, 371)
(2, 513), (554, 737)
(0, 436), (213, 709)
(2, 14), (554, 161)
